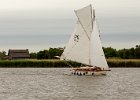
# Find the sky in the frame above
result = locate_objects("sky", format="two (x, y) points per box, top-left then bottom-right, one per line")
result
(0, 0), (140, 52)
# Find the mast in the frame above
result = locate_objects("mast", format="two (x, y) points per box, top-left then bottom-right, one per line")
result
(89, 4), (93, 65)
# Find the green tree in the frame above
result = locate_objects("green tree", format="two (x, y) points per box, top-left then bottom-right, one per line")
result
(0, 51), (6, 60)
(48, 48), (63, 59)
(37, 50), (49, 59)
(30, 53), (37, 59)
(135, 45), (140, 59)
(103, 47), (117, 58)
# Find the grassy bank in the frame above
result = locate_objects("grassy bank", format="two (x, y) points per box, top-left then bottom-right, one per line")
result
(0, 59), (140, 68)
(0, 60), (81, 68)
(107, 59), (140, 67)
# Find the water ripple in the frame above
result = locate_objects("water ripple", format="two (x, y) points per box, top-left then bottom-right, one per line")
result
(0, 68), (140, 100)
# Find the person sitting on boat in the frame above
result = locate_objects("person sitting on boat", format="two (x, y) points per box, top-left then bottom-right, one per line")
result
(95, 66), (102, 71)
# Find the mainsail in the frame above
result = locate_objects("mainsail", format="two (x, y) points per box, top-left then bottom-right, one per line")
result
(61, 5), (109, 70)
(61, 21), (90, 65)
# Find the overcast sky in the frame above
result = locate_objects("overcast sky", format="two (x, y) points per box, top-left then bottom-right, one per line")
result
(0, 0), (140, 52)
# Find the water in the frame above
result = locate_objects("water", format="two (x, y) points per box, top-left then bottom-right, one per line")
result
(0, 68), (139, 100)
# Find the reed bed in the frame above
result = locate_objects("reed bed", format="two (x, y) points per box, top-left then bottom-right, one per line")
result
(107, 59), (140, 67)
(0, 59), (139, 68)
(0, 60), (81, 68)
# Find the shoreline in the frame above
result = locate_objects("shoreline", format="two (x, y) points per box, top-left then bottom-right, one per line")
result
(0, 59), (139, 68)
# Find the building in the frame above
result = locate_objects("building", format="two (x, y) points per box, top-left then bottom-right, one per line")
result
(8, 49), (30, 60)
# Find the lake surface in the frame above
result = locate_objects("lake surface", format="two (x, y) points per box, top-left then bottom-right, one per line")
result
(0, 68), (140, 100)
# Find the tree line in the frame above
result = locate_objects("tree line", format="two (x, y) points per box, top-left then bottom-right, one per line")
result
(0, 45), (140, 60)
(30, 45), (140, 59)
(103, 45), (140, 59)
(30, 48), (64, 59)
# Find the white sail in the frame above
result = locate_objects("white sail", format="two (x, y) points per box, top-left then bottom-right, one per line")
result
(61, 21), (90, 65)
(90, 21), (109, 70)
(75, 5), (93, 39)
(61, 5), (109, 70)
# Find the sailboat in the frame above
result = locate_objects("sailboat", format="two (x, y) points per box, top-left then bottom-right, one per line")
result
(61, 4), (111, 75)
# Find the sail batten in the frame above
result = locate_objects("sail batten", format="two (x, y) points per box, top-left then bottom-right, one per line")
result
(61, 5), (109, 70)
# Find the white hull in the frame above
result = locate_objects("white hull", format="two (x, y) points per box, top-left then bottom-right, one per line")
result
(70, 66), (110, 76)
(71, 70), (107, 76)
